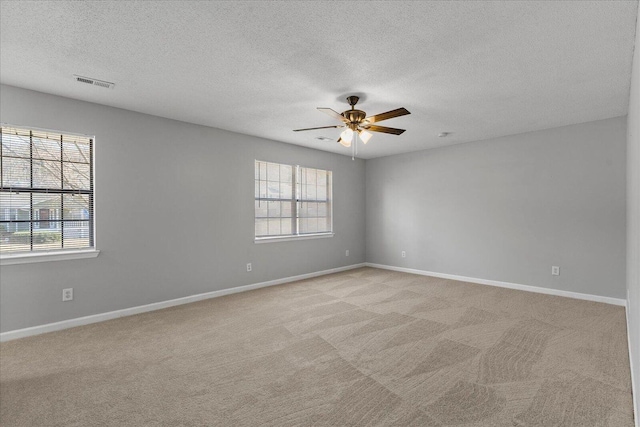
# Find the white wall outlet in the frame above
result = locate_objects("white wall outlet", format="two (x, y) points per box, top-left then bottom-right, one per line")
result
(246, 263), (252, 272)
(62, 288), (73, 302)
(345, 250), (349, 257)
(401, 251), (406, 258)
(551, 266), (560, 276)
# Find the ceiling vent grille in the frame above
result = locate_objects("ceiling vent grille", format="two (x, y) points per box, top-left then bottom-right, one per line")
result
(74, 75), (115, 89)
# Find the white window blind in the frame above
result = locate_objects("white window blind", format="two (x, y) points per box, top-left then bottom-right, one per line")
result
(0, 126), (95, 254)
(255, 160), (332, 239)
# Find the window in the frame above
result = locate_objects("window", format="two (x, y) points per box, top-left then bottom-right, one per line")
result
(255, 160), (332, 240)
(0, 125), (95, 258)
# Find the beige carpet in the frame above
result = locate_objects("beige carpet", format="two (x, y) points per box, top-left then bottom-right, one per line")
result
(0, 267), (634, 426)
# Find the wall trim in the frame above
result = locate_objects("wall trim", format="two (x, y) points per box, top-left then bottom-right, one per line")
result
(1, 249), (100, 266)
(0, 263), (365, 342)
(365, 263), (627, 307)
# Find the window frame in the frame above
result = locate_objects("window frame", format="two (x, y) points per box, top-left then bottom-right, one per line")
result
(254, 160), (334, 243)
(0, 124), (99, 265)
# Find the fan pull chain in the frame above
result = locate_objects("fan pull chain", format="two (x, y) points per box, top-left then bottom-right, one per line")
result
(352, 131), (356, 160)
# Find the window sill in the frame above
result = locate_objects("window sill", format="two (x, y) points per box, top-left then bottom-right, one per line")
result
(255, 233), (334, 244)
(0, 249), (100, 266)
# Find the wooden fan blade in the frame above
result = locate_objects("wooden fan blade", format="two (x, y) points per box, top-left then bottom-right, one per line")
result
(317, 108), (348, 122)
(365, 107), (410, 124)
(293, 125), (344, 132)
(366, 125), (406, 135)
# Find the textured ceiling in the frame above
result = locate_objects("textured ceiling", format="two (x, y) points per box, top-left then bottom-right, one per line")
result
(0, 1), (638, 159)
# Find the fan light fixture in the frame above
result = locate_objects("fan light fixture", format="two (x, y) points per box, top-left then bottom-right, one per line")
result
(338, 137), (351, 147)
(358, 129), (373, 144)
(340, 128), (354, 145)
(293, 95), (411, 160)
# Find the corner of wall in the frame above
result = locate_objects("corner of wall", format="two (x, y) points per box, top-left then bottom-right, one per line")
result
(626, 3), (640, 425)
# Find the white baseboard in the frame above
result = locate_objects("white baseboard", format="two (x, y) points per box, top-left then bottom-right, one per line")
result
(365, 263), (627, 307)
(0, 263), (366, 342)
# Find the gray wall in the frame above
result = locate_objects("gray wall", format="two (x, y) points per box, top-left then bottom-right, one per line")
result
(626, 4), (640, 422)
(0, 85), (366, 333)
(0, 84), (630, 336)
(366, 117), (627, 299)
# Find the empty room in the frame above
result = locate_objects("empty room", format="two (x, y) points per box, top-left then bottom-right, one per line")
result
(1, 1), (639, 426)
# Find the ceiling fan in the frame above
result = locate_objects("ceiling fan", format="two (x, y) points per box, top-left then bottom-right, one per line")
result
(293, 96), (410, 151)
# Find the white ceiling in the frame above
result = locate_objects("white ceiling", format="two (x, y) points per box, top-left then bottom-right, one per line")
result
(1, 1), (638, 159)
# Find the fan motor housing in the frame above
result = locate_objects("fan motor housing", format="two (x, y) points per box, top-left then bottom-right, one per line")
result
(343, 109), (366, 126)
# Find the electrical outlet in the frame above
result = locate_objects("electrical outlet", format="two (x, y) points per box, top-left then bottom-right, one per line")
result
(345, 250), (349, 257)
(401, 251), (406, 258)
(551, 266), (560, 276)
(62, 288), (73, 302)
(247, 263), (252, 272)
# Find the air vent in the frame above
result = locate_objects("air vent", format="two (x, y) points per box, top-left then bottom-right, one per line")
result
(74, 75), (115, 89)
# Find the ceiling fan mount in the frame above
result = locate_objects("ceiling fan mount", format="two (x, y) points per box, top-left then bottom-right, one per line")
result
(293, 96), (411, 150)
(346, 95), (360, 107)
